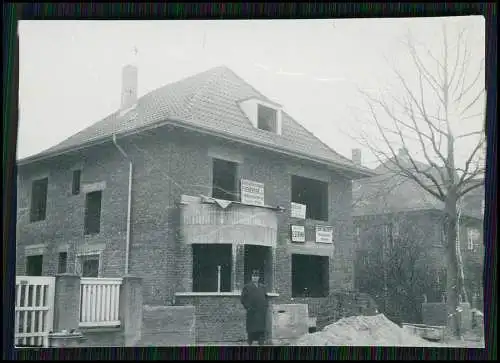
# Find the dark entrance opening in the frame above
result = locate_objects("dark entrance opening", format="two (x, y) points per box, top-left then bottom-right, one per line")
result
(291, 254), (329, 297)
(26, 255), (43, 276)
(244, 245), (272, 290)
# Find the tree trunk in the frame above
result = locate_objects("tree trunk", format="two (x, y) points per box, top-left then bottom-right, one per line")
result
(445, 193), (461, 337)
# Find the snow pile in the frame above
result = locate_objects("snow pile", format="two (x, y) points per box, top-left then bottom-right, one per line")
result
(295, 314), (439, 346)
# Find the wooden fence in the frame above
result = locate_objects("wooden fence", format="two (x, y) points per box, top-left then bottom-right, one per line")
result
(15, 276), (55, 347)
(79, 277), (123, 328)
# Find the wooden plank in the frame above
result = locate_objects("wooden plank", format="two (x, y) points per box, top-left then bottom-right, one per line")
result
(79, 320), (121, 328)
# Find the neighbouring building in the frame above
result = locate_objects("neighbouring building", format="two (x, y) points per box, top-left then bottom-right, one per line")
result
(351, 148), (485, 324)
(16, 65), (373, 342)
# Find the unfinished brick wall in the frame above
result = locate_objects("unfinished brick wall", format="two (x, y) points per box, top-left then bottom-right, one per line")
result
(175, 294), (247, 343)
(17, 126), (356, 306)
(140, 305), (195, 346)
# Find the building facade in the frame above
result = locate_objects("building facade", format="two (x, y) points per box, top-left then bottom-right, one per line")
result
(16, 65), (372, 327)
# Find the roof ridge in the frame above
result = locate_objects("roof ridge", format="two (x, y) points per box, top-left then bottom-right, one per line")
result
(184, 66), (225, 116)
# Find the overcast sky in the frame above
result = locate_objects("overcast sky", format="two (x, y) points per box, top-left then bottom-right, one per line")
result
(18, 17), (485, 169)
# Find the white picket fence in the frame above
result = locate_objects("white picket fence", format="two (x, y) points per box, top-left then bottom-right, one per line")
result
(15, 276), (55, 347)
(79, 277), (123, 327)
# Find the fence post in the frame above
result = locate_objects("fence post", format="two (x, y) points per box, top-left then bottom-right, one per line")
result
(53, 274), (81, 332)
(119, 276), (143, 346)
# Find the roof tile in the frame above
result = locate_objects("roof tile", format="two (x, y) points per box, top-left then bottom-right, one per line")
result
(27, 66), (356, 169)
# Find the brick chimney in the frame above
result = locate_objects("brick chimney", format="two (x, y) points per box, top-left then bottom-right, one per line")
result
(121, 64), (138, 111)
(352, 148), (362, 166)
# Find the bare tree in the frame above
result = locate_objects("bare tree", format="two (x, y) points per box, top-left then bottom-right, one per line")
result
(355, 219), (438, 325)
(353, 24), (485, 337)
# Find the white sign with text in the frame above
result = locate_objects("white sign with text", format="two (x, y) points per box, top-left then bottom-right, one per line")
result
(315, 225), (334, 244)
(291, 202), (307, 219)
(291, 225), (306, 243)
(240, 179), (265, 206)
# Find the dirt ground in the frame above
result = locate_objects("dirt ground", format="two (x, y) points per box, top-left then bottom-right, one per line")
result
(198, 314), (485, 348)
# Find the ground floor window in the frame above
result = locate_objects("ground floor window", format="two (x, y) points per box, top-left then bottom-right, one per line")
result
(291, 254), (329, 297)
(77, 254), (101, 277)
(25, 255), (43, 276)
(192, 244), (232, 292)
(57, 252), (68, 274)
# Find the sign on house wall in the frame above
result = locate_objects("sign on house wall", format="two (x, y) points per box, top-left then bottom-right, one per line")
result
(291, 202), (306, 219)
(315, 225), (333, 244)
(240, 179), (265, 206)
(291, 225), (306, 243)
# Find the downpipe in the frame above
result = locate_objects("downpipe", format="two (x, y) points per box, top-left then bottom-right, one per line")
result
(112, 135), (133, 276)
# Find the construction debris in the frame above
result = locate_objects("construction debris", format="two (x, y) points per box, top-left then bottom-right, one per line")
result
(295, 314), (441, 346)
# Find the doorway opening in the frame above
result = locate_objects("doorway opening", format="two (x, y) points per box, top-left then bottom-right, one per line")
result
(291, 254), (329, 297)
(244, 245), (272, 289)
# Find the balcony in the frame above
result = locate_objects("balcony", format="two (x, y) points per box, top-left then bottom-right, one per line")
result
(180, 195), (279, 247)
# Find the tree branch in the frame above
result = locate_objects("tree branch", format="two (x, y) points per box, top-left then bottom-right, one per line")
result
(455, 130), (483, 140)
(448, 28), (467, 88)
(406, 35), (446, 106)
(358, 96), (446, 201)
(454, 58), (485, 104)
(376, 70), (450, 189)
(459, 88), (485, 116)
(458, 179), (484, 197)
(457, 133), (485, 188)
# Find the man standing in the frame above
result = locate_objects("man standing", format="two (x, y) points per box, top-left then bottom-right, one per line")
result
(241, 270), (269, 346)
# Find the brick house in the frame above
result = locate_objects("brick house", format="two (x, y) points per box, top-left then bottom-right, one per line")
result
(351, 148), (484, 322)
(16, 65), (372, 342)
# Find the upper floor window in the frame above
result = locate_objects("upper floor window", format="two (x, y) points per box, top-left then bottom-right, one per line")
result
(72, 170), (81, 195)
(212, 158), (238, 201)
(257, 104), (278, 133)
(291, 175), (328, 221)
(30, 178), (48, 222)
(84, 191), (102, 235)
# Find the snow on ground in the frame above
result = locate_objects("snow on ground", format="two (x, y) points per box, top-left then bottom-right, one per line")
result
(295, 314), (443, 347)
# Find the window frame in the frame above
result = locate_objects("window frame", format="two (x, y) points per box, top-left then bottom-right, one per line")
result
(192, 244), (233, 293)
(72, 169), (82, 195)
(29, 177), (49, 222)
(290, 175), (329, 222)
(84, 190), (103, 235)
(211, 158), (239, 202)
(291, 253), (330, 298)
(25, 254), (44, 276)
(257, 103), (278, 133)
(57, 251), (68, 274)
(76, 252), (102, 278)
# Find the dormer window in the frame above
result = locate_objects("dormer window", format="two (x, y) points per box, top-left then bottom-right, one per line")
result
(239, 98), (283, 135)
(257, 104), (278, 133)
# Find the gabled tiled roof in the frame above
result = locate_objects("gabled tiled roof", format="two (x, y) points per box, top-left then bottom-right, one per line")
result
(20, 66), (371, 176)
(352, 171), (445, 216)
(353, 158), (484, 219)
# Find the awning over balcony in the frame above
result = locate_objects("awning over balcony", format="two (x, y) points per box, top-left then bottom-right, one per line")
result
(180, 195), (279, 247)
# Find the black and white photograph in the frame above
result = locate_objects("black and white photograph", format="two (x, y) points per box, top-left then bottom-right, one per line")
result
(14, 17), (485, 348)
